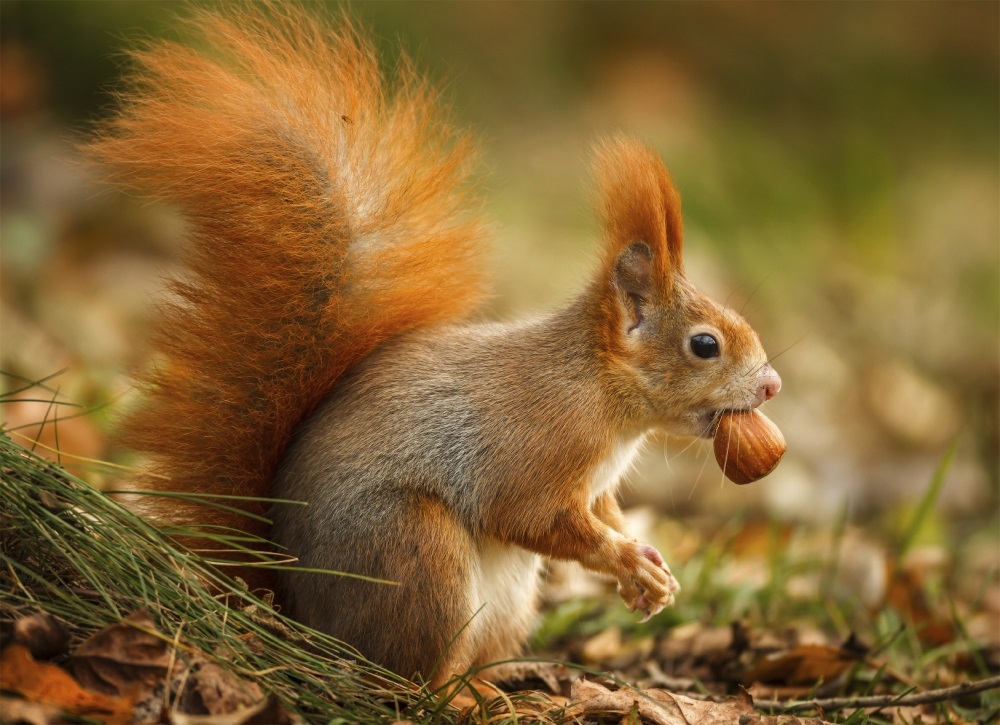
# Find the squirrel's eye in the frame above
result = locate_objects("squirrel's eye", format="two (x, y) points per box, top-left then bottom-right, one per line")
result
(690, 334), (720, 359)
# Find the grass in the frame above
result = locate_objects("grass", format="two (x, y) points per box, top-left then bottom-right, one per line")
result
(529, 445), (997, 723)
(2, 379), (996, 723)
(0, 426), (470, 722)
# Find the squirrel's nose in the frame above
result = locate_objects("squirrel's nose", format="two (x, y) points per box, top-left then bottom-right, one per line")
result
(754, 365), (781, 407)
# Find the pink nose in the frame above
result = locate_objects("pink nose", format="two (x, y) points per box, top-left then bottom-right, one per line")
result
(754, 365), (781, 407)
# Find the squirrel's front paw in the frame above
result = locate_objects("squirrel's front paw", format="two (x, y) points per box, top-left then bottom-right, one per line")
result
(616, 543), (680, 623)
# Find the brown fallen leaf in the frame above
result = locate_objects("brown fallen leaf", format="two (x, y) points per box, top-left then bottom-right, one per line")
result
(568, 679), (756, 725)
(13, 612), (69, 660)
(168, 695), (288, 725)
(0, 643), (135, 724)
(568, 680), (835, 725)
(65, 609), (170, 698)
(491, 660), (578, 694)
(169, 654), (266, 718)
(886, 563), (955, 647)
(582, 626), (623, 664)
(743, 644), (864, 686)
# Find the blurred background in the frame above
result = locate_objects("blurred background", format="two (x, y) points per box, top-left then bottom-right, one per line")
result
(1, 2), (997, 625)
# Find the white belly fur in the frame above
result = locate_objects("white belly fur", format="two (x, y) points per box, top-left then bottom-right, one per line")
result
(467, 540), (541, 661)
(464, 433), (645, 662)
(589, 432), (646, 502)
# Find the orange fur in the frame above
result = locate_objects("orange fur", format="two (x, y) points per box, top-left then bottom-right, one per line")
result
(594, 135), (684, 280)
(88, 6), (488, 562)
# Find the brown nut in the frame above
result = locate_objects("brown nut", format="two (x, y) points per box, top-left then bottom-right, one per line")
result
(713, 409), (786, 485)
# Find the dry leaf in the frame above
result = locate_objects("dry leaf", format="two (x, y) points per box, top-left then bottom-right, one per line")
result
(658, 622), (733, 661)
(65, 609), (170, 698)
(168, 695), (287, 725)
(743, 644), (861, 686)
(582, 626), (623, 663)
(568, 679), (756, 725)
(490, 660), (577, 694)
(886, 564), (955, 647)
(569, 680), (836, 725)
(169, 654), (266, 718)
(13, 613), (69, 660)
(71, 611), (169, 666)
(0, 643), (135, 723)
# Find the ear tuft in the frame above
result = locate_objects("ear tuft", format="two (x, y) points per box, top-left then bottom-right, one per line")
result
(593, 136), (684, 284)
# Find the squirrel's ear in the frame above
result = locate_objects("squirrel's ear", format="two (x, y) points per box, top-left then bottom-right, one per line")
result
(612, 241), (654, 332)
(593, 136), (684, 289)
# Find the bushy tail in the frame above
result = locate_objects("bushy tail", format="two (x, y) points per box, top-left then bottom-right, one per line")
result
(89, 5), (489, 551)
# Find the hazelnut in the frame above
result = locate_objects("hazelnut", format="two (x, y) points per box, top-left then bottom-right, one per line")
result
(713, 410), (786, 485)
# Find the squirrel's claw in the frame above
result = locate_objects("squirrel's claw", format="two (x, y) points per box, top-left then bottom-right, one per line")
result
(618, 543), (680, 621)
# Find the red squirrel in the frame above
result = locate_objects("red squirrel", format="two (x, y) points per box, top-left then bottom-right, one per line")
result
(90, 6), (780, 687)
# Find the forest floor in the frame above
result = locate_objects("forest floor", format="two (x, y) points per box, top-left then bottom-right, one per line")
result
(2, 408), (998, 724)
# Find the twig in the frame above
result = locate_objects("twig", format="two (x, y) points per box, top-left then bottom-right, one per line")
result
(756, 675), (1000, 713)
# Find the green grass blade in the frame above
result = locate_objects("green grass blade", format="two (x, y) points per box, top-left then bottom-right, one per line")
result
(898, 441), (957, 557)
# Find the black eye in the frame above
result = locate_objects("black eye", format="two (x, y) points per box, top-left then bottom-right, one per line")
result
(690, 334), (720, 359)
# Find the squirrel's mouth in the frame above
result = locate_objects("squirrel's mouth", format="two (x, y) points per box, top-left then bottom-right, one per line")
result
(698, 407), (754, 438)
(696, 409), (723, 438)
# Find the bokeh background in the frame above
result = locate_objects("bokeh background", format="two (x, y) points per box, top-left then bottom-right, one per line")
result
(2, 2), (997, 596)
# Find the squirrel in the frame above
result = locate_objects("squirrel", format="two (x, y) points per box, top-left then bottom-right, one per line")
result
(89, 5), (781, 688)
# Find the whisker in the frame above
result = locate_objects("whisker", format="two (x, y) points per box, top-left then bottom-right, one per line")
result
(740, 327), (812, 382)
(661, 436), (677, 512)
(672, 434), (703, 459)
(711, 426), (726, 490)
(722, 410), (743, 484)
(762, 328), (813, 370)
(688, 439), (714, 500)
(739, 272), (773, 317)
(736, 412), (745, 483)
(660, 434), (673, 473)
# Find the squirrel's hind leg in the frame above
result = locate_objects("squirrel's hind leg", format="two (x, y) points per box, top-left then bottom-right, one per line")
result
(430, 541), (542, 708)
(276, 488), (481, 684)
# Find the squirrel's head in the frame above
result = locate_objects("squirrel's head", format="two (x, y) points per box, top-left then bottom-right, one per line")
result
(591, 137), (780, 438)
